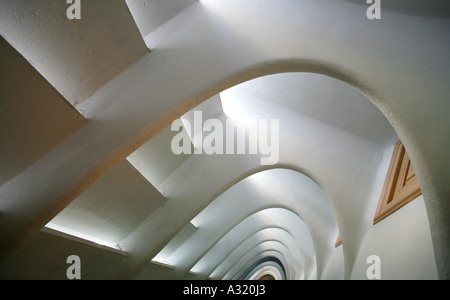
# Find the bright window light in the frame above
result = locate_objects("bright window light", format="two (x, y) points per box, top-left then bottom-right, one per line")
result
(151, 253), (173, 267)
(220, 90), (258, 126)
(45, 222), (121, 251)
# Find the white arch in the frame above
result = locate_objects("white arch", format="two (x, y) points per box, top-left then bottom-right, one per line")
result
(208, 229), (303, 280)
(234, 251), (288, 281)
(152, 168), (334, 279)
(221, 243), (292, 280)
(0, 0), (447, 279)
(248, 265), (284, 281)
(190, 208), (318, 279)
(121, 94), (377, 279)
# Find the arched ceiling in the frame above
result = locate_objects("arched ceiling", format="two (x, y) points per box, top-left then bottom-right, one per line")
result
(0, 0), (448, 280)
(149, 168), (326, 280)
(40, 71), (397, 279)
(190, 208), (315, 278)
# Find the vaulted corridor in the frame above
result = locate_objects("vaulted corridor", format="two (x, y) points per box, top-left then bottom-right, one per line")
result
(0, 0), (449, 280)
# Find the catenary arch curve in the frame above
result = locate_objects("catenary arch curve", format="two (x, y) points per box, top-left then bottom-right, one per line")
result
(193, 223), (308, 277)
(92, 7), (447, 280)
(247, 263), (285, 281)
(211, 248), (288, 280)
(219, 241), (292, 281)
(214, 239), (293, 280)
(121, 60), (400, 278)
(155, 58), (447, 282)
(230, 250), (289, 281)
(209, 229), (306, 280)
(190, 207), (318, 278)
(234, 256), (287, 281)
(179, 59), (447, 280)
(1, 60), (441, 281)
(0, 1), (447, 280)
(211, 230), (301, 280)
(161, 193), (315, 274)
(0, 61), (440, 282)
(158, 168), (336, 280)
(232, 251), (288, 281)
(185, 203), (317, 270)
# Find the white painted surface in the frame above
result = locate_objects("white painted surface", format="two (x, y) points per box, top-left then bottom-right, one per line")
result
(0, 37), (85, 186)
(126, 0), (197, 38)
(351, 195), (438, 280)
(0, 0), (448, 280)
(0, 0), (148, 109)
(48, 161), (166, 247)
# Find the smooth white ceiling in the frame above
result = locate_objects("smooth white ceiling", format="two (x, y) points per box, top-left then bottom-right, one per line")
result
(220, 73), (397, 146)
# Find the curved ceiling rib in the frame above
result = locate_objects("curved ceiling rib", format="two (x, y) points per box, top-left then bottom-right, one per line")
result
(208, 233), (296, 279)
(1, 61), (397, 281)
(153, 168), (332, 280)
(126, 71), (397, 280)
(212, 241), (290, 280)
(198, 227), (306, 280)
(1, 0), (447, 280)
(190, 208), (316, 277)
(211, 229), (304, 280)
(235, 250), (291, 281)
(245, 259), (286, 280)
(0, 0), (444, 279)
(33, 69), (395, 280)
(230, 250), (289, 281)
(220, 242), (292, 281)
(117, 70), (397, 280)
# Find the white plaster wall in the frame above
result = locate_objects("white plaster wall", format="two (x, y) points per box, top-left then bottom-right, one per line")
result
(0, 0), (148, 108)
(317, 143), (437, 280)
(322, 145), (438, 280)
(321, 246), (345, 280)
(0, 37), (86, 186)
(323, 141), (439, 280)
(347, 142), (439, 280)
(350, 195), (438, 280)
